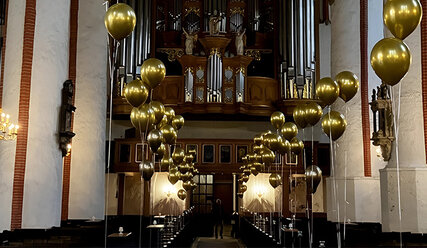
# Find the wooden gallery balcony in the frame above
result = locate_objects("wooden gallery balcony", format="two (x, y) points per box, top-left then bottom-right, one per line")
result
(112, 36), (279, 118)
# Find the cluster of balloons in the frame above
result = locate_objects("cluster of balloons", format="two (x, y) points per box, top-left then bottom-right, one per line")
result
(305, 71), (358, 141)
(168, 148), (199, 200)
(105, 3), (194, 200)
(237, 112), (307, 197)
(371, 0), (422, 86)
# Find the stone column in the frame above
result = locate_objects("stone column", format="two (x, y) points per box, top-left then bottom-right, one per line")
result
(0, 0), (71, 230)
(68, 0), (107, 219)
(380, 22), (427, 232)
(0, 0), (26, 232)
(325, 0), (381, 223)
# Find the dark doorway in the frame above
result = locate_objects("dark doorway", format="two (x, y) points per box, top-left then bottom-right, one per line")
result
(213, 181), (233, 223)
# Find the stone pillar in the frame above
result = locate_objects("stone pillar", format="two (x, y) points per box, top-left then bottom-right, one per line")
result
(0, 0), (71, 230)
(325, 0), (381, 223)
(68, 0), (107, 219)
(380, 23), (427, 232)
(0, 0), (25, 232)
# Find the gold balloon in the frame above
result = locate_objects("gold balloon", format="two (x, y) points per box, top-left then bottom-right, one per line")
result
(179, 163), (191, 174)
(316, 77), (340, 106)
(253, 145), (263, 153)
(254, 133), (263, 145)
(290, 137), (304, 155)
(270, 111), (285, 129)
(247, 153), (257, 163)
(157, 115), (168, 129)
(239, 184), (247, 193)
(184, 153), (194, 163)
(305, 165), (322, 194)
(384, 0), (422, 40)
(370, 38), (411, 86)
(181, 172), (193, 182)
(164, 107), (176, 124)
(141, 58), (166, 89)
(172, 147), (185, 164)
(139, 161), (154, 181)
(104, 3), (136, 40)
(147, 129), (163, 153)
(183, 181), (192, 191)
(130, 104), (155, 132)
(281, 122), (298, 141)
(268, 133), (283, 152)
(260, 147), (275, 165)
(251, 166), (259, 176)
(269, 173), (282, 188)
(149, 101), (165, 124)
(243, 168), (251, 176)
(177, 189), (187, 200)
(293, 104), (308, 129)
(161, 156), (172, 171)
(168, 171), (180, 185)
(241, 174), (249, 183)
(321, 111), (347, 141)
(237, 192), (244, 198)
(191, 181), (197, 190)
(253, 162), (263, 172)
(305, 102), (323, 126)
(156, 143), (166, 159)
(172, 115), (185, 130)
(277, 139), (291, 155)
(335, 71), (359, 102)
(124, 79), (149, 107)
(160, 124), (177, 145)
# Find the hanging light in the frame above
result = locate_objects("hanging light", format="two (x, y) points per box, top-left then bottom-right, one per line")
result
(0, 109), (18, 141)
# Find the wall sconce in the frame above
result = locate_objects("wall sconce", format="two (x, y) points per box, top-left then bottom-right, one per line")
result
(370, 84), (394, 161)
(0, 109), (18, 141)
(59, 80), (76, 157)
(254, 185), (266, 198)
(66, 143), (72, 157)
(164, 184), (177, 198)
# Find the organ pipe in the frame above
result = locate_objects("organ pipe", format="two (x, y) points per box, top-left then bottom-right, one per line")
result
(280, 0), (316, 99)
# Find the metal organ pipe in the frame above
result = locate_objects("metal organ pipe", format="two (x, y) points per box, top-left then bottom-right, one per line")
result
(281, 0), (316, 100)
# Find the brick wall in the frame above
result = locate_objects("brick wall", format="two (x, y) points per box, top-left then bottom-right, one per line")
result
(421, 0), (427, 164)
(10, 0), (36, 230)
(61, 0), (78, 221)
(360, 0), (371, 177)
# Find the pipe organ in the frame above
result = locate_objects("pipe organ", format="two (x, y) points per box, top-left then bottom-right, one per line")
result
(112, 0), (318, 116)
(280, 0), (316, 100)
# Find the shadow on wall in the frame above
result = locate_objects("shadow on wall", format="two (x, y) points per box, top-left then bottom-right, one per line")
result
(246, 198), (274, 212)
(153, 197), (182, 216)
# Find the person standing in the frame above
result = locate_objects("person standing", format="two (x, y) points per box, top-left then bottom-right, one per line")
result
(212, 199), (224, 239)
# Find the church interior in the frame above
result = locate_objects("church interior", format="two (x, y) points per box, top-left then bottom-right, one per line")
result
(0, 0), (427, 247)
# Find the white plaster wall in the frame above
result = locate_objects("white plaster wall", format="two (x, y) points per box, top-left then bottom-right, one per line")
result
(368, 0), (387, 176)
(21, 0), (70, 228)
(381, 168), (427, 233)
(69, 0), (107, 219)
(0, 0), (25, 232)
(330, 0), (364, 179)
(326, 0), (381, 223)
(388, 27), (426, 168)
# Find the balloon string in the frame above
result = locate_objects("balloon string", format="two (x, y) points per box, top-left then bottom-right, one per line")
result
(104, 15), (120, 246)
(343, 106), (349, 241)
(311, 125), (314, 247)
(390, 84), (403, 248)
(139, 176), (143, 248)
(303, 128), (312, 248)
(328, 107), (341, 248)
